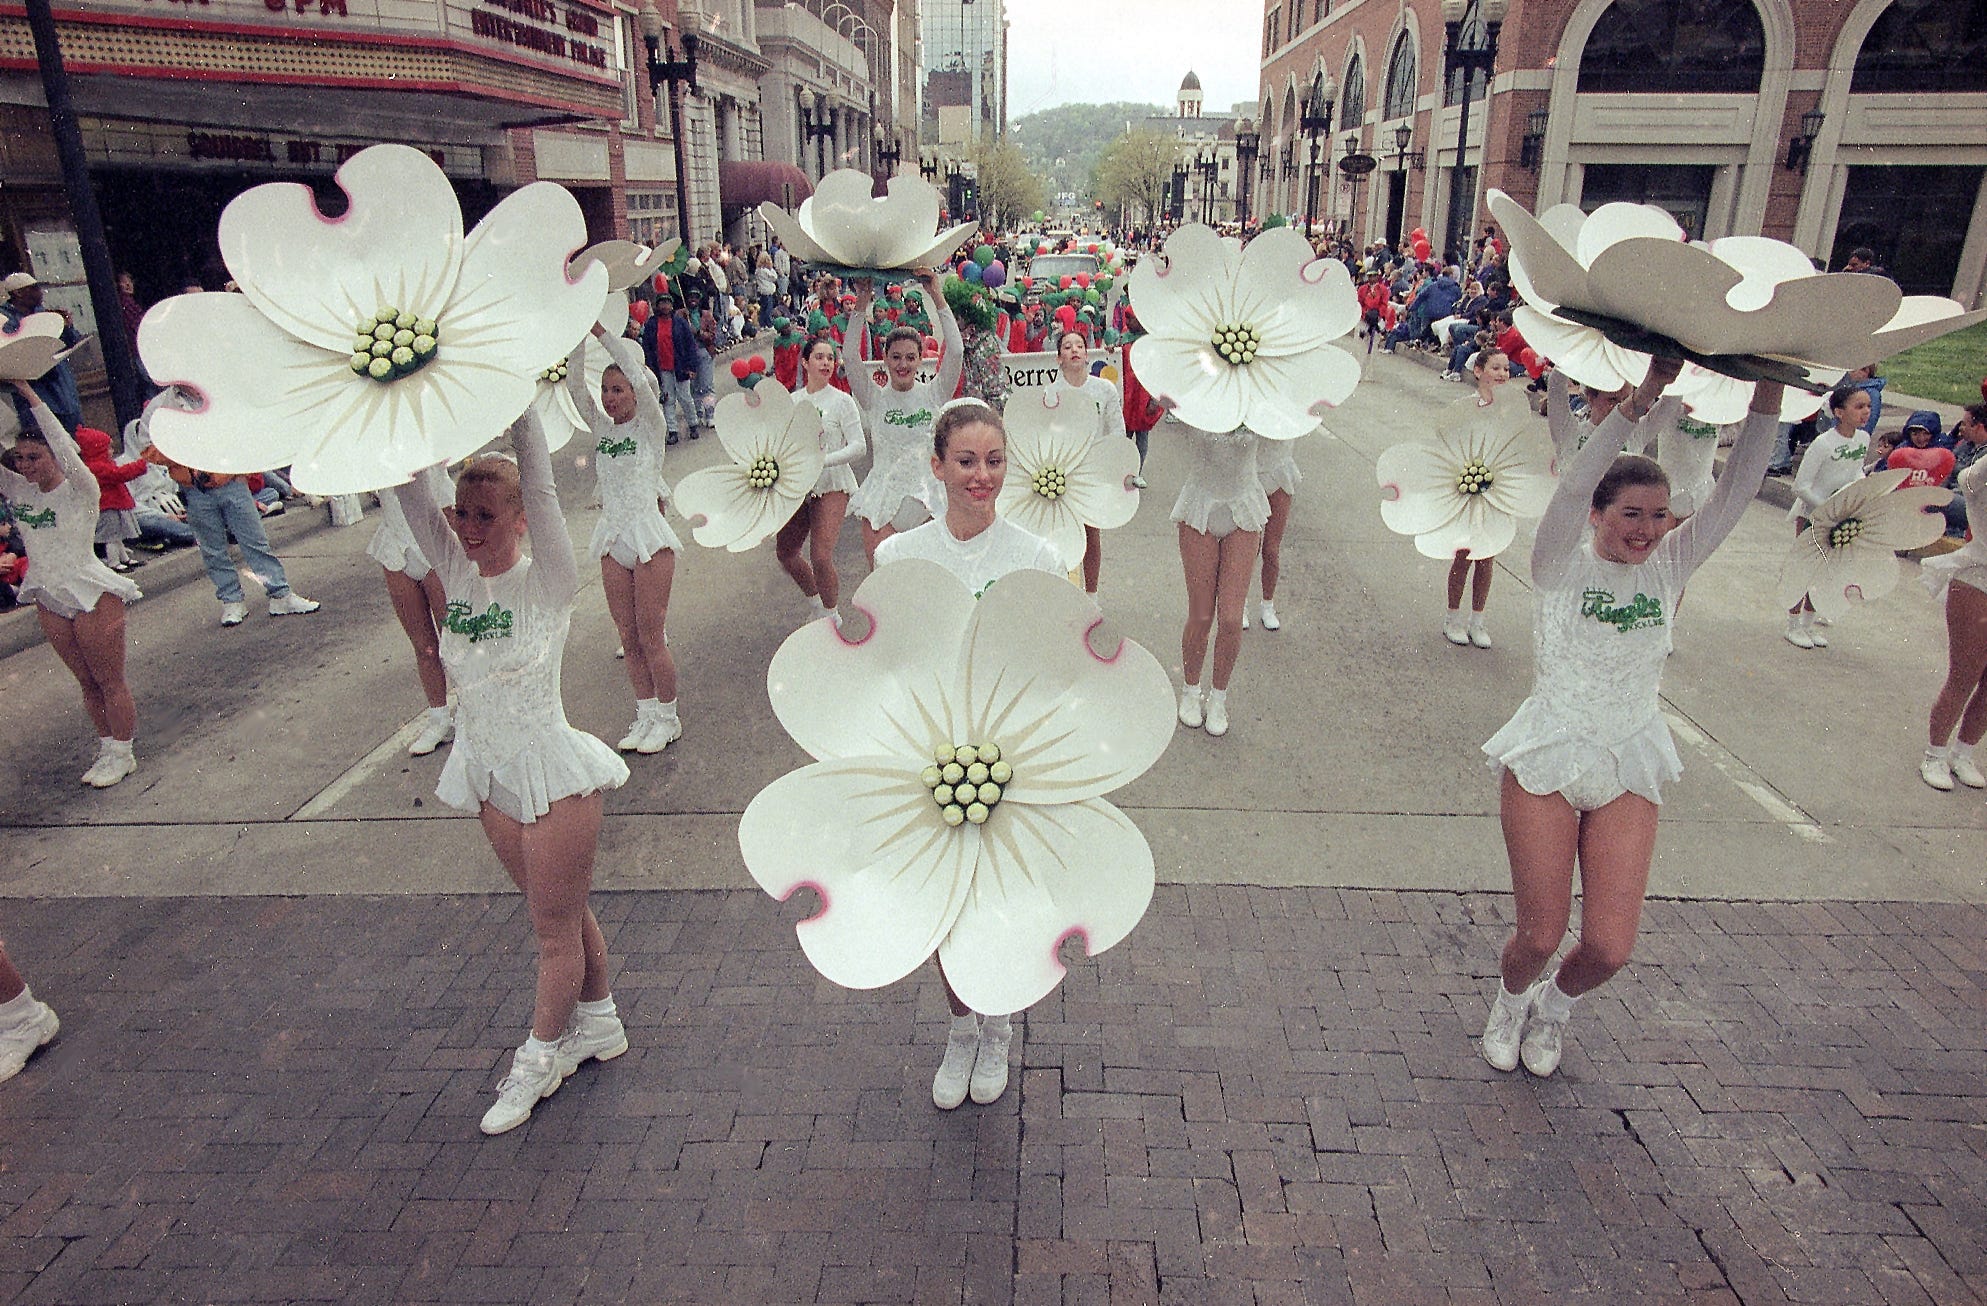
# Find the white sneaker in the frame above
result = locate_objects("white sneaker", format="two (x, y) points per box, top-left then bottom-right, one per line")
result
(969, 1017), (1012, 1105)
(1132, 473), (1147, 489)
(614, 645), (626, 659)
(1952, 753), (1986, 789)
(0, 998), (59, 1084)
(220, 601), (248, 627)
(1806, 621), (1829, 648)
(1203, 696), (1229, 737)
(269, 592), (320, 616)
(80, 748), (136, 789)
(408, 713), (454, 757)
(617, 716), (649, 752)
(1783, 617), (1815, 650)
(933, 1017), (979, 1110)
(1468, 616), (1493, 649)
(635, 715), (683, 755)
(1241, 607), (1250, 630)
(558, 1009), (629, 1072)
(1921, 752), (1956, 792)
(1521, 1001), (1570, 1077)
(1177, 686), (1204, 729)
(1480, 983), (1539, 1072)
(1444, 613), (1469, 646)
(479, 1042), (570, 1135)
(1258, 601), (1280, 631)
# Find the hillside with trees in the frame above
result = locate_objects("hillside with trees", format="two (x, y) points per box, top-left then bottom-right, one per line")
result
(1010, 101), (1166, 211)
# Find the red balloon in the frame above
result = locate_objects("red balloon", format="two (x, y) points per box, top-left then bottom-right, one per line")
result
(1074, 273), (1091, 288)
(747, 354), (768, 374)
(1410, 228), (1427, 241)
(729, 358), (751, 380)
(628, 299), (650, 325)
(1086, 243), (1098, 254)
(1020, 276), (1034, 290)
(652, 273), (669, 294)
(1059, 275), (1073, 289)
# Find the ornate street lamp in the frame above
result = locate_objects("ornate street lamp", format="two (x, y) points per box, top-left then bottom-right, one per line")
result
(1785, 108), (1826, 174)
(1196, 149), (1221, 225)
(802, 94), (838, 178)
(1300, 76), (1335, 234)
(637, 0), (702, 245)
(1169, 161), (1189, 223)
(1234, 120), (1260, 226)
(1394, 121), (1424, 171)
(1440, 0), (1505, 255)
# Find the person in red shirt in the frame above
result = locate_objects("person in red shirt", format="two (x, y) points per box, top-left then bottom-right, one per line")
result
(1120, 306), (1165, 489)
(75, 426), (147, 571)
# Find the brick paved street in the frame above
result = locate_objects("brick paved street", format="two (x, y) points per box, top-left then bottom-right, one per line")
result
(2, 886), (1982, 1304)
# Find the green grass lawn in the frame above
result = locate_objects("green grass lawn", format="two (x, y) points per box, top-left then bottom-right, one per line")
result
(1882, 319), (1986, 407)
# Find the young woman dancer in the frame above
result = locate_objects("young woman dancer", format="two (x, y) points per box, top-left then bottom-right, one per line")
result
(774, 335), (865, 625)
(1043, 329), (1125, 596)
(875, 399), (1062, 1107)
(1784, 383), (1872, 649)
(1172, 425), (1271, 739)
(1921, 414), (1987, 792)
(1480, 359), (1781, 1077)
(1446, 349), (1514, 649)
(369, 463), (456, 756)
(1251, 437), (1301, 631)
(844, 269), (962, 563)
(393, 409), (631, 1135)
(2, 382), (141, 787)
(568, 324), (683, 754)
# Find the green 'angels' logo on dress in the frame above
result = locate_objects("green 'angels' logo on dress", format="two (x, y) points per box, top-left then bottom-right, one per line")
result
(13, 506), (55, 529)
(1833, 441), (1868, 463)
(1679, 417), (1718, 441)
(443, 599), (514, 642)
(597, 433), (639, 458)
(1580, 588), (1665, 633)
(884, 407), (934, 429)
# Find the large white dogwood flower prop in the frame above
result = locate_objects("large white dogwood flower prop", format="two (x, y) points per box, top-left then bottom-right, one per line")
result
(0, 311), (87, 382)
(1776, 469), (1951, 621)
(758, 169), (978, 274)
(1127, 224), (1360, 439)
(570, 238), (680, 293)
(1489, 190), (1986, 396)
(532, 292), (632, 452)
(740, 561), (1175, 1015)
(136, 144), (605, 495)
(1376, 391), (1557, 559)
(672, 381), (826, 551)
(995, 387), (1140, 569)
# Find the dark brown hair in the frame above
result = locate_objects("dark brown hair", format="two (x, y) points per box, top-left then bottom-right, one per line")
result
(1593, 454), (1669, 512)
(883, 326), (923, 357)
(801, 334), (838, 365)
(933, 401), (1004, 459)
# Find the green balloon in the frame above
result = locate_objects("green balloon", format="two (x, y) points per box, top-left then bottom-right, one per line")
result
(1084, 289), (1102, 305)
(1032, 210), (1044, 222)
(973, 245), (996, 266)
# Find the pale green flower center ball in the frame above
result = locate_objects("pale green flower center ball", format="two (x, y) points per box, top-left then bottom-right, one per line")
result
(540, 360), (568, 384)
(1829, 517), (1864, 549)
(748, 456), (781, 490)
(1457, 458), (1495, 496)
(1032, 466), (1068, 500)
(921, 741), (1011, 827)
(1211, 321), (1261, 366)
(349, 306), (439, 383)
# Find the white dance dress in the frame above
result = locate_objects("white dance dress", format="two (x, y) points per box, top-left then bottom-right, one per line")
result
(1484, 401), (1777, 810)
(874, 516), (1063, 601)
(1170, 426), (1270, 538)
(366, 464), (453, 580)
(845, 306), (962, 529)
(1256, 434), (1302, 498)
(1924, 458), (1987, 602)
(394, 413), (628, 824)
(575, 335), (680, 568)
(0, 401), (141, 619)
(797, 383), (865, 498)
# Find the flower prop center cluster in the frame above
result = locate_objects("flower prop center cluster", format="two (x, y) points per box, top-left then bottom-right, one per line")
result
(539, 359), (568, 384)
(747, 455), (781, 490)
(1457, 458), (1495, 496)
(1031, 466), (1068, 500)
(1828, 517), (1865, 549)
(350, 307), (439, 384)
(1211, 322), (1261, 366)
(919, 741), (1011, 828)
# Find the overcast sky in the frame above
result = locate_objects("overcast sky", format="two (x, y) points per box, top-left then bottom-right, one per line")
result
(1002, 0), (1263, 119)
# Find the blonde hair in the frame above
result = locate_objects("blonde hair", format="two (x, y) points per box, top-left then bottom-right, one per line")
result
(456, 454), (522, 512)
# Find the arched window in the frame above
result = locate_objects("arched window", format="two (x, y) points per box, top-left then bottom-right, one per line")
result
(1577, 0), (1766, 94)
(1852, 0), (1987, 93)
(1383, 33), (1417, 121)
(1341, 55), (1366, 127)
(1444, 0), (1492, 106)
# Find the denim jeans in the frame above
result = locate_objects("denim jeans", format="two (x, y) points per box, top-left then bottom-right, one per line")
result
(135, 510), (196, 546)
(1768, 421), (1794, 474)
(662, 372), (698, 434)
(181, 479), (292, 603)
(694, 352), (716, 422)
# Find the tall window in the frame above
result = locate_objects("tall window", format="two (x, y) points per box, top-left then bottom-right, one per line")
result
(1577, 0), (1766, 94)
(1383, 33), (1417, 121)
(1340, 55), (1365, 127)
(1443, 0), (1492, 106)
(1852, 0), (1987, 92)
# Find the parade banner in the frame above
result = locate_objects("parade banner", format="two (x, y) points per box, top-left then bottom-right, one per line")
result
(871, 348), (1121, 394)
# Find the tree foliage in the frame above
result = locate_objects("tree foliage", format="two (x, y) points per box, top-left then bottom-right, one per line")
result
(970, 138), (1046, 232)
(1091, 130), (1183, 226)
(1011, 102), (1165, 207)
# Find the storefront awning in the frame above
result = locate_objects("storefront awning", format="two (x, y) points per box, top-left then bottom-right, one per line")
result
(720, 161), (814, 211)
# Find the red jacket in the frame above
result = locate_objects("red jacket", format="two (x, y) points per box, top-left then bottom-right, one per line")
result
(1495, 323), (1527, 360)
(1120, 344), (1165, 433)
(773, 339), (801, 391)
(75, 427), (146, 512)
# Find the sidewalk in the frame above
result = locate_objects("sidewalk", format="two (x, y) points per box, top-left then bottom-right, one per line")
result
(2, 886), (1981, 1304)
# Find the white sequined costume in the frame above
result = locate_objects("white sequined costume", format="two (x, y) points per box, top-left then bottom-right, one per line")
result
(845, 304), (962, 529)
(366, 464), (453, 580)
(394, 413), (628, 824)
(798, 382), (865, 498)
(1171, 426), (1270, 537)
(575, 335), (680, 568)
(0, 401), (141, 618)
(1256, 435), (1302, 498)
(1923, 458), (1987, 602)
(1485, 401), (1777, 810)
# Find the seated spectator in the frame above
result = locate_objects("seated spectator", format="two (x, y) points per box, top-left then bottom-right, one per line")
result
(0, 491), (26, 611)
(1944, 403), (1987, 538)
(128, 464), (196, 549)
(1882, 412), (1956, 490)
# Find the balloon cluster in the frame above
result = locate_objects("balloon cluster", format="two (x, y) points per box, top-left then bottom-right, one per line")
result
(729, 354), (771, 388)
(1410, 226), (1433, 263)
(954, 243), (1009, 292)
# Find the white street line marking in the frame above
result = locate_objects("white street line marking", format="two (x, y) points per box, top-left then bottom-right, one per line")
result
(1664, 708), (1831, 843)
(291, 715), (425, 820)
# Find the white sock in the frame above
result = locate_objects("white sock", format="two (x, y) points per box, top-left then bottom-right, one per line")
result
(635, 697), (660, 720)
(0, 988), (37, 1022)
(97, 735), (114, 754)
(576, 996), (615, 1018)
(424, 705), (451, 725)
(1928, 741), (1953, 760)
(656, 699), (679, 722)
(523, 1034), (561, 1058)
(1953, 741), (1976, 763)
(1209, 688), (1228, 708)
(110, 739), (134, 758)
(807, 594), (828, 616)
(1493, 983), (1532, 1015)
(981, 1013), (1012, 1038)
(1534, 976), (1578, 1022)
(948, 1013), (980, 1038)
(1469, 611), (1488, 629)
(1182, 682), (1201, 699)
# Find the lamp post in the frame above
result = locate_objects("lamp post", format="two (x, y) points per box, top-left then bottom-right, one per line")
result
(1300, 77), (1334, 235)
(803, 94), (837, 178)
(637, 0), (702, 246)
(1195, 149), (1220, 226)
(1439, 0), (1504, 258)
(1394, 121), (1423, 170)
(1341, 135), (1371, 236)
(1169, 161), (1189, 224)
(876, 131), (901, 176)
(1234, 121), (1260, 227)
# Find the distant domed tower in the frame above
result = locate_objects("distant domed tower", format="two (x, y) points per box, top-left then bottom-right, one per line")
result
(1179, 71), (1203, 119)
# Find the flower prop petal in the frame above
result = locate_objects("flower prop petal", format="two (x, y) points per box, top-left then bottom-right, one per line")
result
(674, 382), (824, 551)
(740, 759), (975, 990)
(570, 238), (681, 292)
(140, 143), (604, 494)
(0, 312), (87, 382)
(1126, 224), (1359, 436)
(936, 798), (1155, 1015)
(1512, 305), (1649, 393)
(758, 170), (975, 273)
(1775, 469), (1953, 618)
(1059, 434), (1141, 531)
